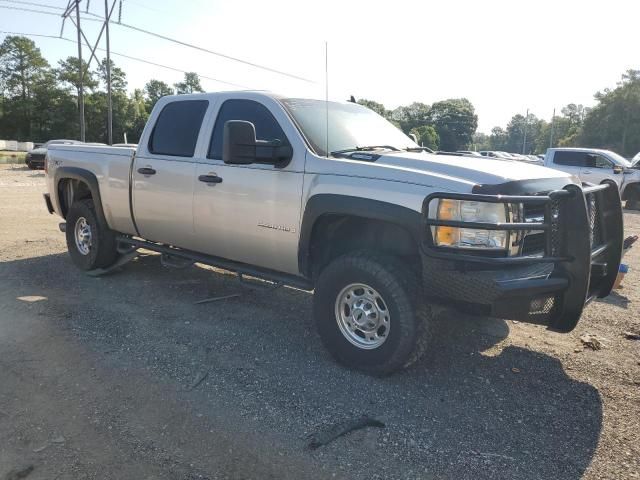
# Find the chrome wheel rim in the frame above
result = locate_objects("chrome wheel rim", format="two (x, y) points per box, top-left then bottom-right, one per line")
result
(74, 216), (92, 256)
(334, 283), (390, 349)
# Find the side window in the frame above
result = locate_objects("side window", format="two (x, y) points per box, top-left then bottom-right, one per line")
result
(148, 100), (209, 157)
(553, 151), (586, 167)
(594, 155), (613, 169)
(208, 99), (288, 160)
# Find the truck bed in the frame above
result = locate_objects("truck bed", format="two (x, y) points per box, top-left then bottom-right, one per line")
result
(46, 144), (138, 235)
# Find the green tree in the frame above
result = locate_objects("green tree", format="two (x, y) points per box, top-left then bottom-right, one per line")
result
(504, 113), (542, 154)
(357, 98), (389, 118)
(410, 125), (439, 150)
(57, 56), (99, 96)
(174, 72), (204, 94)
(97, 58), (127, 93)
(129, 88), (148, 142)
(489, 126), (508, 151)
(144, 79), (174, 111)
(391, 102), (431, 134)
(0, 35), (51, 139)
(30, 70), (78, 141)
(580, 70), (640, 156)
(427, 98), (478, 151)
(472, 132), (490, 151)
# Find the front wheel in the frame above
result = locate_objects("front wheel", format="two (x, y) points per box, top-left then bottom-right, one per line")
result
(313, 252), (431, 375)
(65, 199), (119, 271)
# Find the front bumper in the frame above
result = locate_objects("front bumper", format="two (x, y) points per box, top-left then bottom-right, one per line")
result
(421, 182), (623, 332)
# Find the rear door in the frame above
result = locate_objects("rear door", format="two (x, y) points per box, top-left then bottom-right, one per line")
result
(132, 99), (209, 249)
(192, 97), (305, 275)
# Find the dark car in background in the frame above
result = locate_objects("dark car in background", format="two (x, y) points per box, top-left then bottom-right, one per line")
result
(26, 139), (82, 169)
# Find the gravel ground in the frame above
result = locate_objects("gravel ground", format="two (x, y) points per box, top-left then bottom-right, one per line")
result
(0, 164), (638, 479)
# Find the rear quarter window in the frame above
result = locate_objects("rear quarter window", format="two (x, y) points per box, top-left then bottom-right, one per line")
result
(149, 100), (209, 157)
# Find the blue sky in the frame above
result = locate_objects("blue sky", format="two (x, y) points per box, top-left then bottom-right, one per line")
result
(1, 0), (638, 132)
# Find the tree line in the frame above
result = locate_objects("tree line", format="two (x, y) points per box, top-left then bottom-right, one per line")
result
(0, 35), (202, 144)
(1, 35), (639, 157)
(359, 69), (640, 157)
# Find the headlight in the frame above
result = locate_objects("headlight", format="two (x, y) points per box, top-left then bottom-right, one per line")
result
(431, 199), (509, 250)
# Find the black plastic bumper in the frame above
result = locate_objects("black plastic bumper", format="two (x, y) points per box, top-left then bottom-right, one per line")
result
(421, 181), (623, 332)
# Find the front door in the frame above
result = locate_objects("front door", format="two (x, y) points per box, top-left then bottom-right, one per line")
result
(581, 153), (620, 187)
(193, 98), (305, 275)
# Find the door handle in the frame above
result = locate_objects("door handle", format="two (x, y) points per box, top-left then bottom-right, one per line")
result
(582, 170), (592, 174)
(137, 167), (156, 175)
(198, 174), (223, 184)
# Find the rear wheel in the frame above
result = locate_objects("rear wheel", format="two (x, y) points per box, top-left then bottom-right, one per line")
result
(65, 199), (119, 271)
(313, 252), (431, 375)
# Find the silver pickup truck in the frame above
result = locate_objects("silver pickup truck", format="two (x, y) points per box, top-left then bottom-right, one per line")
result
(43, 91), (624, 374)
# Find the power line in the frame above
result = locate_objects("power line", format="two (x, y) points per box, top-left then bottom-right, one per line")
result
(0, 3), (102, 21)
(1, 0), (315, 84)
(80, 10), (315, 83)
(0, 0), (61, 10)
(0, 30), (251, 89)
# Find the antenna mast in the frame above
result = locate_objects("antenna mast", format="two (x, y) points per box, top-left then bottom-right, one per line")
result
(325, 41), (329, 158)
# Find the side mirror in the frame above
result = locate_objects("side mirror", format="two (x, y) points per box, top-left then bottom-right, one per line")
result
(613, 165), (624, 174)
(223, 120), (293, 167)
(223, 120), (257, 165)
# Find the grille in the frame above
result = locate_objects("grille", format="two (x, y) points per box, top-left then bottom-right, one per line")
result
(521, 232), (545, 255)
(549, 200), (561, 256)
(530, 296), (555, 314)
(520, 202), (549, 256)
(523, 203), (545, 222)
(586, 193), (602, 247)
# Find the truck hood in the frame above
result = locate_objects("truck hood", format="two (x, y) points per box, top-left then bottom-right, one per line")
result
(378, 152), (570, 185)
(314, 151), (574, 191)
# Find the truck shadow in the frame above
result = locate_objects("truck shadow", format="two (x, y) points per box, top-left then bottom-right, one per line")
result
(1, 252), (602, 480)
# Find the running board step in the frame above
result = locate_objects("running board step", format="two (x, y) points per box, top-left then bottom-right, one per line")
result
(116, 236), (313, 291)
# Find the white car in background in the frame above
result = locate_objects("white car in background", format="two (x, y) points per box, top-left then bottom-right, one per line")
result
(479, 150), (511, 159)
(544, 147), (640, 207)
(456, 150), (483, 157)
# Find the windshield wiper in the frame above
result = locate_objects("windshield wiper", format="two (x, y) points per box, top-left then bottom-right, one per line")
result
(330, 145), (401, 156)
(404, 146), (434, 153)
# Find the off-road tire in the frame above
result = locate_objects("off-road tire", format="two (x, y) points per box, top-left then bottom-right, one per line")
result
(313, 252), (432, 375)
(65, 199), (119, 271)
(26, 160), (35, 170)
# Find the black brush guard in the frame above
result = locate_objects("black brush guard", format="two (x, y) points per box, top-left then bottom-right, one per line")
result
(421, 181), (623, 332)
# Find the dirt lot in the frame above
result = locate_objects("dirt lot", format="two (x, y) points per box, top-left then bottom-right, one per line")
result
(1, 164), (639, 479)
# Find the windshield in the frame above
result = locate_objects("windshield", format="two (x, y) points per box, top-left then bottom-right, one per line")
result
(280, 98), (417, 157)
(605, 150), (632, 167)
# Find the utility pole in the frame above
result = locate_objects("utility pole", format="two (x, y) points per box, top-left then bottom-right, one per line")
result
(522, 108), (529, 154)
(62, 0), (117, 144)
(105, 0), (113, 145)
(75, 0), (85, 142)
(549, 108), (556, 148)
